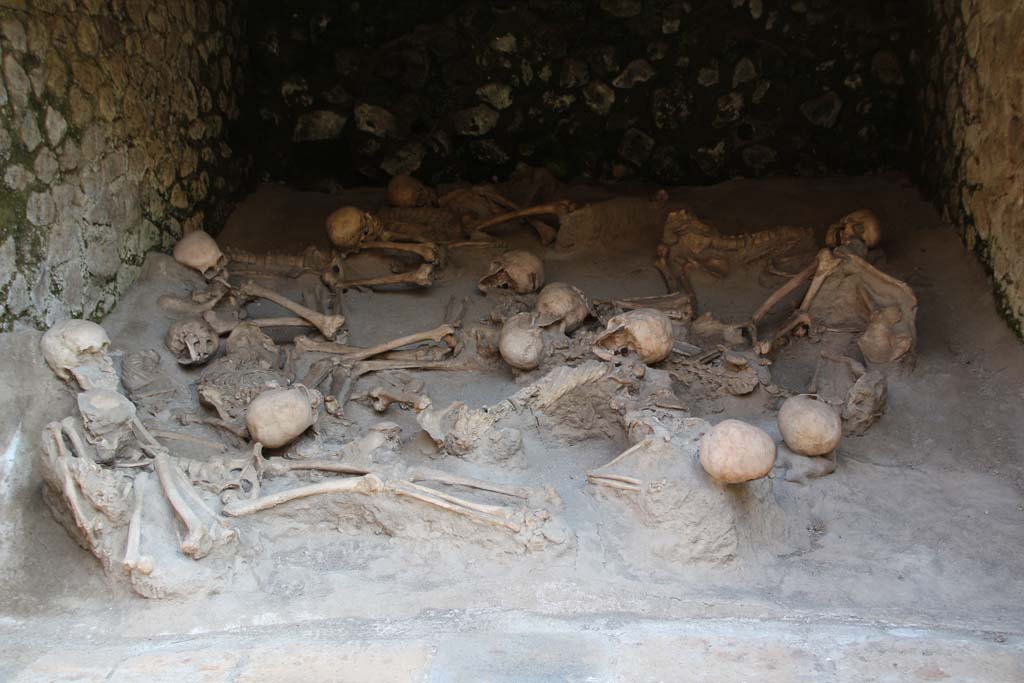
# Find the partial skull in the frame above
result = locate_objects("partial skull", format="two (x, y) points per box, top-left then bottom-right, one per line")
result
(41, 319), (119, 391)
(535, 282), (590, 333)
(165, 318), (220, 366)
(777, 394), (841, 456)
(592, 308), (673, 364)
(246, 385), (322, 448)
(699, 419), (776, 484)
(387, 174), (437, 208)
(499, 313), (545, 371)
(173, 231), (227, 280)
(478, 250), (545, 294)
(826, 209), (882, 249)
(77, 389), (137, 463)
(325, 206), (384, 252)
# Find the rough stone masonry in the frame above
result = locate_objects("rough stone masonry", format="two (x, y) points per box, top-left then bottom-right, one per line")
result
(0, 0), (249, 331)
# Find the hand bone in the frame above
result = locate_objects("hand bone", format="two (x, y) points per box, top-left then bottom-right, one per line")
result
(239, 280), (346, 340)
(153, 451), (235, 559)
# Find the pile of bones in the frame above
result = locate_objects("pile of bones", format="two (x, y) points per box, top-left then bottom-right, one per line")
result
(37, 172), (916, 597)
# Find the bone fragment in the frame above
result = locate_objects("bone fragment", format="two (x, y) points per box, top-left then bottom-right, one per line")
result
(338, 263), (435, 290)
(203, 310), (312, 336)
(122, 472), (154, 575)
(221, 473), (384, 516)
(239, 281), (346, 340)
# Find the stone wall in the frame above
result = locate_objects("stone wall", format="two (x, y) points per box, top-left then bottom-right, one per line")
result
(244, 0), (920, 188)
(0, 0), (249, 331)
(916, 1), (1024, 337)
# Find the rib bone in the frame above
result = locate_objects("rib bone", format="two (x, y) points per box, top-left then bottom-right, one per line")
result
(239, 281), (346, 340)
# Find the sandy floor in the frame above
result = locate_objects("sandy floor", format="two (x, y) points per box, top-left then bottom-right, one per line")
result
(1, 174), (1022, 680)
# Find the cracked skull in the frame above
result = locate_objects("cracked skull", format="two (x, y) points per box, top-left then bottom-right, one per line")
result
(826, 209), (882, 249)
(325, 206), (384, 252)
(386, 174), (437, 208)
(535, 282), (590, 333)
(173, 231), (227, 280)
(246, 384), (322, 448)
(41, 319), (119, 391)
(165, 318), (220, 366)
(478, 250), (545, 294)
(592, 308), (674, 364)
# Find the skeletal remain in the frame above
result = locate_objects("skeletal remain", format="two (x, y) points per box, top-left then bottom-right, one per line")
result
(499, 313), (545, 371)
(157, 281), (231, 317)
(173, 230), (227, 280)
(535, 283), (590, 333)
(297, 323), (456, 363)
(699, 419), (776, 484)
(153, 450), (235, 559)
(407, 468), (529, 499)
(776, 443), (837, 483)
(360, 240), (441, 263)
(368, 385), (431, 412)
(326, 206), (385, 252)
(826, 209), (882, 249)
(658, 208), (813, 309)
(165, 318), (220, 366)
(690, 313), (746, 346)
(593, 308), (674, 364)
(387, 174), (437, 207)
(337, 262), (436, 290)
(810, 354), (889, 436)
(225, 244), (339, 274)
(246, 385), (322, 449)
(669, 352), (762, 398)
(601, 291), (693, 322)
(465, 200), (574, 241)
(443, 187), (561, 244)
(479, 250), (545, 294)
(295, 336), (449, 362)
(41, 319), (119, 391)
(202, 310), (312, 336)
(222, 473), (385, 517)
(390, 481), (522, 531)
(121, 472), (154, 575)
(778, 394), (842, 456)
(754, 248), (917, 368)
(239, 280), (346, 340)
(76, 389), (136, 463)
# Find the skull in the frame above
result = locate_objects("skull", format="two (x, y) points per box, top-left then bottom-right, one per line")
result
(699, 419), (776, 484)
(165, 318), (220, 366)
(534, 282), (590, 333)
(246, 384), (322, 448)
(41, 319), (119, 391)
(826, 209), (882, 249)
(777, 394), (842, 456)
(386, 174), (437, 208)
(592, 308), (673, 364)
(77, 389), (137, 463)
(173, 231), (227, 280)
(325, 206), (384, 252)
(499, 312), (545, 371)
(478, 250), (545, 294)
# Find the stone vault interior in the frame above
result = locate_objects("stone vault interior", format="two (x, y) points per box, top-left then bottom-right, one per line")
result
(1, 1), (1023, 680)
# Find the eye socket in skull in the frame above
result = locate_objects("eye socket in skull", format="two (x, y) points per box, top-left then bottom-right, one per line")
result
(592, 308), (674, 364)
(534, 282), (590, 333)
(165, 318), (220, 366)
(41, 319), (119, 390)
(826, 209), (882, 249)
(246, 384), (322, 448)
(499, 312), (545, 371)
(173, 231), (227, 280)
(478, 250), (545, 294)
(325, 206), (383, 252)
(386, 174), (437, 208)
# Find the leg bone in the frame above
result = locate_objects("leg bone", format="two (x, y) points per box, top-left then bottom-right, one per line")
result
(222, 473), (384, 516)
(239, 281), (346, 340)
